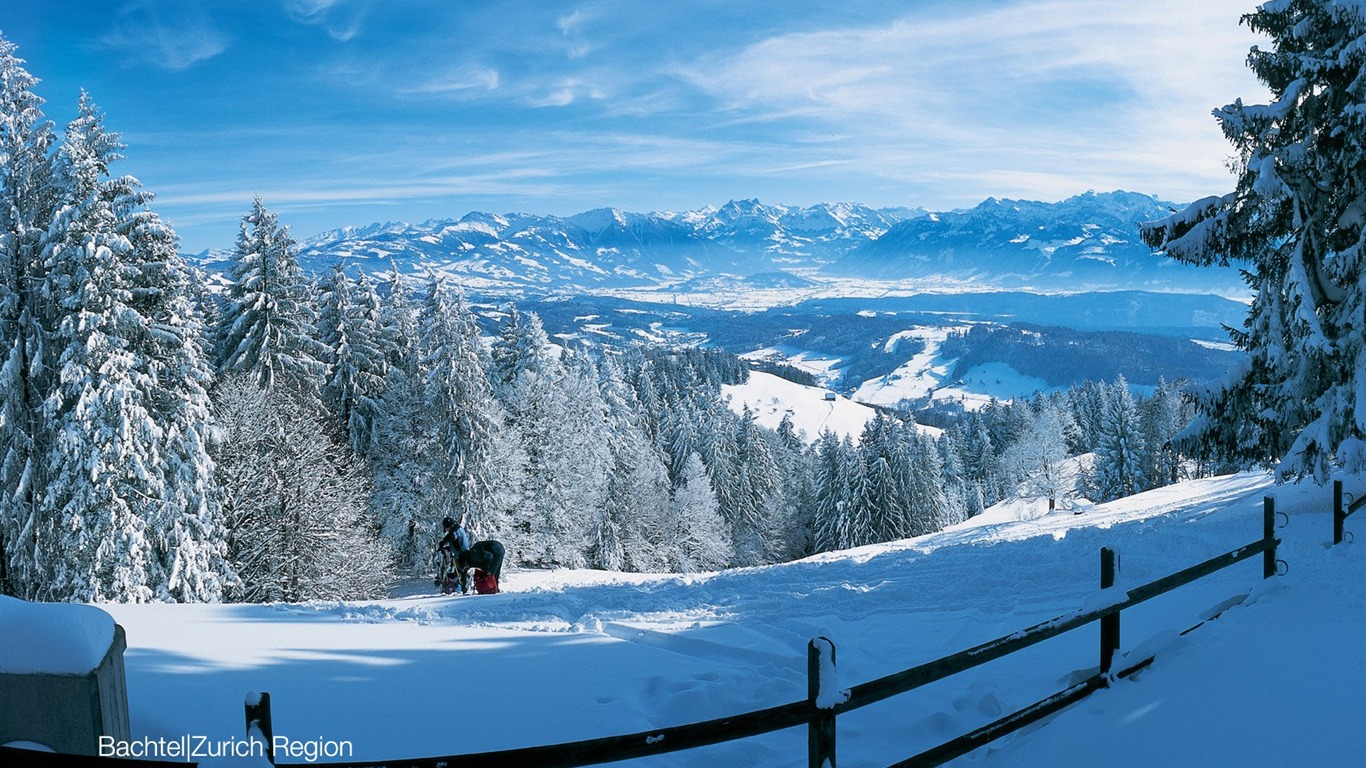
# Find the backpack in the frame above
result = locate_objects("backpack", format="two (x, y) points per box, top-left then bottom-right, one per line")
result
(472, 568), (499, 595)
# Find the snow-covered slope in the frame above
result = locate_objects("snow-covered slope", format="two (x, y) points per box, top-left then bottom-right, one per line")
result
(851, 325), (1057, 410)
(90, 471), (1365, 767)
(721, 369), (942, 442)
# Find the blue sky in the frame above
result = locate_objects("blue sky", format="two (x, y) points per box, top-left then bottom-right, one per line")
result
(4, 0), (1268, 252)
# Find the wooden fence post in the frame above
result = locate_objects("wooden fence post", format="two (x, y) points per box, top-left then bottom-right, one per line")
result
(1335, 480), (1345, 546)
(1099, 547), (1119, 676)
(1263, 497), (1276, 579)
(245, 691), (275, 764)
(808, 637), (837, 768)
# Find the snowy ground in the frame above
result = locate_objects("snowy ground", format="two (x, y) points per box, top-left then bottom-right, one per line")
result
(68, 471), (1366, 766)
(722, 370), (943, 442)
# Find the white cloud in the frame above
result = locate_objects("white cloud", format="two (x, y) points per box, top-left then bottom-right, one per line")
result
(282, 0), (369, 41)
(401, 67), (502, 96)
(99, 1), (228, 70)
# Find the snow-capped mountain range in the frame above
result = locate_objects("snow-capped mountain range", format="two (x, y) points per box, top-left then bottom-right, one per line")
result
(835, 190), (1229, 291)
(290, 199), (920, 291)
(263, 191), (1243, 295)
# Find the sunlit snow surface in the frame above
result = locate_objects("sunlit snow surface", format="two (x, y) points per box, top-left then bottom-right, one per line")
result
(98, 471), (1366, 767)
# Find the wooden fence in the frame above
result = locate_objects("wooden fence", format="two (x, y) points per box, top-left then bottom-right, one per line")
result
(0, 492), (1299, 768)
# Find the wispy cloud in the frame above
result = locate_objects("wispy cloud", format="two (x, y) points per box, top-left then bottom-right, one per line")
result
(98, 0), (227, 70)
(399, 67), (502, 96)
(282, 0), (369, 41)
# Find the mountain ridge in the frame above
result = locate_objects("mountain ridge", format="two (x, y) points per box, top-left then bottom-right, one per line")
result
(191, 191), (1244, 295)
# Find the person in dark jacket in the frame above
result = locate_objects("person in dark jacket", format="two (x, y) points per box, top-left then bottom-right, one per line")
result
(434, 517), (471, 593)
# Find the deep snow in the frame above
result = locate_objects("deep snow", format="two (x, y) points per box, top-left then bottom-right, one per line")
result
(56, 471), (1366, 766)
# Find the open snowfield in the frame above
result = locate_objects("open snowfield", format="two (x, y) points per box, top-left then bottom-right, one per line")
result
(722, 370), (948, 443)
(849, 325), (1056, 411)
(74, 469), (1366, 767)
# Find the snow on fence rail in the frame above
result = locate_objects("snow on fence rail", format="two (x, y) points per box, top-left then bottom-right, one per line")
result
(0, 498), (1289, 768)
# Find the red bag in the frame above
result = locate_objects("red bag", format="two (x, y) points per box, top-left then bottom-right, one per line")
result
(473, 568), (499, 595)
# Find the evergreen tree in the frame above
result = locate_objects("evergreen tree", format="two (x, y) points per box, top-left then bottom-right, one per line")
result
(728, 406), (783, 565)
(493, 309), (606, 567)
(959, 412), (1003, 506)
(900, 428), (948, 536)
(42, 94), (229, 601)
(0, 35), (56, 598)
(367, 269), (429, 569)
(771, 413), (816, 558)
(1141, 378), (1188, 489)
(319, 266), (387, 455)
(417, 278), (520, 544)
(811, 430), (860, 552)
(104, 121), (229, 603)
(1140, 1), (1366, 480)
(592, 353), (671, 572)
(668, 451), (732, 571)
(1094, 378), (1147, 501)
(936, 433), (972, 526)
(216, 198), (325, 395)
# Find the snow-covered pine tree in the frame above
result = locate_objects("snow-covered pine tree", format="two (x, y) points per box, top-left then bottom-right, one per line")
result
(958, 411), (1002, 507)
(378, 263), (419, 380)
(1093, 377), (1147, 502)
(40, 92), (159, 602)
(319, 266), (387, 455)
(107, 126), (230, 603)
(0, 35), (56, 598)
(216, 197), (326, 395)
(936, 432), (972, 525)
(899, 426), (948, 536)
(418, 278), (521, 549)
(591, 352), (671, 572)
(1068, 380), (1109, 454)
(1141, 378), (1188, 489)
(771, 413), (816, 558)
(811, 429), (860, 552)
(668, 451), (732, 571)
(367, 269), (429, 570)
(41, 93), (231, 602)
(728, 405), (783, 565)
(492, 306), (606, 567)
(1140, 1), (1366, 480)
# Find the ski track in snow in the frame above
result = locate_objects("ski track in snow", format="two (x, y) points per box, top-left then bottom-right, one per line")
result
(97, 470), (1366, 767)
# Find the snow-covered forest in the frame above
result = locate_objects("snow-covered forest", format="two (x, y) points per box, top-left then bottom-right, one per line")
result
(0, 35), (1218, 605)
